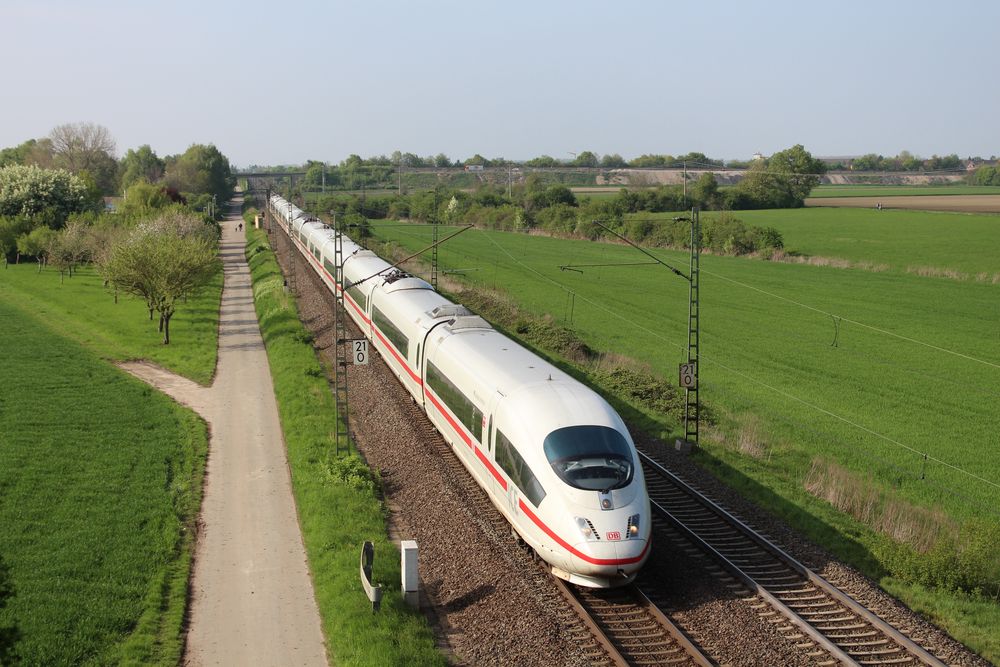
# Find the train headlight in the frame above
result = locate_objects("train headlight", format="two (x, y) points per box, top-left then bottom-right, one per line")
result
(575, 516), (599, 541)
(627, 514), (640, 538)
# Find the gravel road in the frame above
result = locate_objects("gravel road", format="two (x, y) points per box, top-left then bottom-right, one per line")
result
(120, 198), (328, 666)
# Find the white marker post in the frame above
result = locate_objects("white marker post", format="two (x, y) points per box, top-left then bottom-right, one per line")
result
(401, 540), (419, 608)
(352, 340), (369, 365)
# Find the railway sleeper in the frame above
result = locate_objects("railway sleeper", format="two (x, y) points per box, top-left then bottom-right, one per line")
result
(814, 622), (869, 632)
(803, 614), (858, 624)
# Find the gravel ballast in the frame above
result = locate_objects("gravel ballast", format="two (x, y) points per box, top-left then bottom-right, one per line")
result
(267, 224), (987, 666)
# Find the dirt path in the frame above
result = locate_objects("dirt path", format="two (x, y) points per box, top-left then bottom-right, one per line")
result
(119, 198), (327, 666)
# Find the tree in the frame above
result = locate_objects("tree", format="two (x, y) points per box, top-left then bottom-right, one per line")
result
(16, 226), (58, 272)
(47, 220), (91, 281)
(629, 154), (673, 168)
(601, 153), (627, 168)
(105, 212), (218, 343)
(119, 145), (165, 190)
(691, 172), (721, 209)
(525, 155), (559, 167)
(734, 144), (825, 208)
(0, 138), (41, 167)
(49, 122), (118, 193)
(571, 151), (599, 167)
(0, 165), (95, 224)
(117, 181), (173, 220)
(433, 153), (451, 168)
(0, 217), (30, 267)
(163, 144), (234, 203)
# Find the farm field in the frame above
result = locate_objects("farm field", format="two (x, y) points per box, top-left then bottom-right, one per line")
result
(809, 185), (1000, 198)
(700, 207), (1000, 277)
(374, 218), (1000, 657)
(0, 297), (206, 664)
(805, 195), (1000, 213)
(373, 222), (1000, 525)
(0, 263), (223, 385)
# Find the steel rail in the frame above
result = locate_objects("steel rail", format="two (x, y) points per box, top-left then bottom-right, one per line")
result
(639, 451), (946, 666)
(551, 578), (714, 667)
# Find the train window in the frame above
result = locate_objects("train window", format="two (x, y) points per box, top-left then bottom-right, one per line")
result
(487, 415), (493, 452)
(543, 426), (633, 492)
(346, 285), (368, 311)
(323, 258), (336, 277)
(372, 305), (410, 358)
(427, 361), (483, 443)
(312, 246), (321, 261)
(496, 430), (546, 506)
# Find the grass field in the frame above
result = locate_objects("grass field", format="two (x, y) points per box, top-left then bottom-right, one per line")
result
(244, 230), (445, 665)
(372, 219), (1000, 658)
(0, 297), (206, 665)
(374, 220), (1000, 520)
(0, 263), (223, 385)
(632, 208), (1000, 277)
(809, 185), (1000, 198)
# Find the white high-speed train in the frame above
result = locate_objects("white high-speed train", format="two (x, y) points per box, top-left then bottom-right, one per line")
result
(268, 194), (651, 587)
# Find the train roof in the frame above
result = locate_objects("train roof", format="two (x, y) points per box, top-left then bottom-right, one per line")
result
(436, 325), (624, 438)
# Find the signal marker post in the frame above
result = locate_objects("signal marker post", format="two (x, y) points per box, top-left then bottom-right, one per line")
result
(559, 208), (702, 452)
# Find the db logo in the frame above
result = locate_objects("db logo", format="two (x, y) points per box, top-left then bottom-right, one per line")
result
(606, 531), (622, 541)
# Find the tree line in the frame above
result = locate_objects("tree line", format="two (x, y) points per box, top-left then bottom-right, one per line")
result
(289, 144), (828, 258)
(1, 122), (229, 344)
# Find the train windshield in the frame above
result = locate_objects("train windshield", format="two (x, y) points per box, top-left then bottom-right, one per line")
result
(543, 425), (633, 492)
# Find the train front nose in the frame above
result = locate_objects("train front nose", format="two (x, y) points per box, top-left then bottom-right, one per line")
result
(569, 536), (650, 583)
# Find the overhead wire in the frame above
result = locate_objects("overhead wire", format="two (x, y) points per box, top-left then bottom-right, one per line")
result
(472, 228), (1000, 495)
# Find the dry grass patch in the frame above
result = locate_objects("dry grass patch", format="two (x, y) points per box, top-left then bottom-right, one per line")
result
(803, 458), (956, 554)
(767, 250), (889, 273)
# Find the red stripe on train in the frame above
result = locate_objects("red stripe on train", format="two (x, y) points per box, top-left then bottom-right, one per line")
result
(518, 500), (650, 566)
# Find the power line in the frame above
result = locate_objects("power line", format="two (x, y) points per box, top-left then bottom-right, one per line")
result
(467, 230), (1000, 495)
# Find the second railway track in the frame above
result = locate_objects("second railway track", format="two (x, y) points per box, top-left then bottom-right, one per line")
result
(640, 451), (947, 666)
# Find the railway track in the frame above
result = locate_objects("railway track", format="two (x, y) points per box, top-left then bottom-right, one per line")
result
(552, 578), (712, 666)
(404, 397), (713, 666)
(639, 451), (947, 666)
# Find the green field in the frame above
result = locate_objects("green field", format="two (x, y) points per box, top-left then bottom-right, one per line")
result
(375, 221), (1000, 520)
(633, 208), (1000, 277)
(0, 264), (223, 385)
(809, 185), (1000, 198)
(0, 297), (206, 665)
(373, 215), (1000, 657)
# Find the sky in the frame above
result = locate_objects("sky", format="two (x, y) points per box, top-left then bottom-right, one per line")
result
(2, 0), (997, 168)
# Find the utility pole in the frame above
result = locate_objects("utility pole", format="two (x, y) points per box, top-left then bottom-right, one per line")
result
(681, 207), (701, 449)
(558, 211), (702, 451)
(332, 210), (350, 456)
(430, 217), (439, 290)
(682, 161), (687, 206)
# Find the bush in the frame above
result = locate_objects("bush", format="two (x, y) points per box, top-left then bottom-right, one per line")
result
(535, 203), (578, 234)
(325, 455), (381, 495)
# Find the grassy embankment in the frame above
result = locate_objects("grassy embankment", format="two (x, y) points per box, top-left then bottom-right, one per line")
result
(373, 209), (1000, 661)
(0, 263), (219, 664)
(244, 228), (444, 666)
